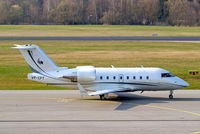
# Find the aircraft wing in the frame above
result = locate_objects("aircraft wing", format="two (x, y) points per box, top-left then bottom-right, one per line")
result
(77, 83), (128, 96)
(88, 88), (126, 96)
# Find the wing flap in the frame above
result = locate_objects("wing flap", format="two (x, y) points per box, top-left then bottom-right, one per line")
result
(77, 83), (133, 96)
(88, 88), (126, 96)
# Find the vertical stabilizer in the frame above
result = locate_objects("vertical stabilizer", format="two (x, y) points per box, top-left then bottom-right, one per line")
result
(12, 44), (59, 73)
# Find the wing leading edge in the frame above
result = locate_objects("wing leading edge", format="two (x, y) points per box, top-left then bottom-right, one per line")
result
(77, 83), (128, 96)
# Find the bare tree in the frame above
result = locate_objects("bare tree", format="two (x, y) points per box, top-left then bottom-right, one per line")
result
(167, 0), (197, 26)
(0, 0), (10, 24)
(0, 0), (200, 25)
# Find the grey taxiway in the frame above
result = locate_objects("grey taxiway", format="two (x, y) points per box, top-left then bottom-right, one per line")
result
(0, 90), (200, 134)
(1, 36), (200, 41)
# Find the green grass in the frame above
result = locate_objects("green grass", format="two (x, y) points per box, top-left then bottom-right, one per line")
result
(0, 25), (200, 37)
(0, 41), (200, 90)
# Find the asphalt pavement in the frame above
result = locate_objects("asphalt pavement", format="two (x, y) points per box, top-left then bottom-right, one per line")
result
(0, 90), (200, 134)
(1, 36), (200, 41)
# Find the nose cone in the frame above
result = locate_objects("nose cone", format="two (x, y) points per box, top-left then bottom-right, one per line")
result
(182, 81), (189, 87)
(179, 79), (189, 88)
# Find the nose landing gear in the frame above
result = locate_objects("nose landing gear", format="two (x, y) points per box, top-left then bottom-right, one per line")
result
(169, 90), (174, 99)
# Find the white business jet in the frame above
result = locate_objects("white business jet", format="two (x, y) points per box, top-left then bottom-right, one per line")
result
(13, 44), (189, 100)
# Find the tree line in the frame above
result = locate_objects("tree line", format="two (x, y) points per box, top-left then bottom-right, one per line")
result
(0, 0), (200, 26)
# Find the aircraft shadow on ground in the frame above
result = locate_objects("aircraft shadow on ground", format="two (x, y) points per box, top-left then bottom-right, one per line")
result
(85, 92), (200, 111)
(112, 93), (168, 111)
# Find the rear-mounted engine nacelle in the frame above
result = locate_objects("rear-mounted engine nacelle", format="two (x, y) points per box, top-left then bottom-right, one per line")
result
(77, 68), (96, 83)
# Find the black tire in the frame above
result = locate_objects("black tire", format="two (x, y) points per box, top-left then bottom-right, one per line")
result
(169, 95), (173, 99)
(100, 95), (103, 100)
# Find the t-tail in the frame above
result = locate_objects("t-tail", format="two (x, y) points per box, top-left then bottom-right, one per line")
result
(13, 44), (59, 73)
(12, 44), (67, 84)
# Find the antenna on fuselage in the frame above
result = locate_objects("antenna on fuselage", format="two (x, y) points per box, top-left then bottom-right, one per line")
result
(111, 65), (115, 68)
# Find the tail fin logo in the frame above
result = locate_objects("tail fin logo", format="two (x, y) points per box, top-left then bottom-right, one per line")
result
(37, 58), (43, 65)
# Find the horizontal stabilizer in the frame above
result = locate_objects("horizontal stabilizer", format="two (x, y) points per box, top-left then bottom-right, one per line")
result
(12, 44), (36, 50)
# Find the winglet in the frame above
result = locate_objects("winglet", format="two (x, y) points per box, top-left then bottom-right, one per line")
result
(77, 83), (88, 96)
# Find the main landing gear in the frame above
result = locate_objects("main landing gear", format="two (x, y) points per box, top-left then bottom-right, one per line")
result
(99, 94), (109, 100)
(169, 90), (174, 99)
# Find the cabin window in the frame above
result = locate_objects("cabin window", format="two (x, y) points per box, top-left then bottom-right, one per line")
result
(127, 76), (129, 80)
(161, 73), (175, 78)
(100, 76), (103, 80)
(120, 76), (123, 80)
(140, 76), (142, 80)
(133, 76), (136, 80)
(146, 76), (149, 80)
(106, 76), (109, 80)
(113, 76), (116, 80)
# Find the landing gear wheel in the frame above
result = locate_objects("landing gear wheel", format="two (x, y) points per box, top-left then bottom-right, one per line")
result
(169, 90), (174, 99)
(104, 94), (109, 100)
(100, 95), (103, 100)
(100, 95), (105, 100)
(99, 94), (108, 100)
(169, 95), (173, 99)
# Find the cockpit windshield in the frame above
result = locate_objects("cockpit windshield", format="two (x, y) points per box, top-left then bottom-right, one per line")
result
(161, 73), (175, 78)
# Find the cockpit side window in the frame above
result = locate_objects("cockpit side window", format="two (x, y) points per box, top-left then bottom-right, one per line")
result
(161, 73), (175, 78)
